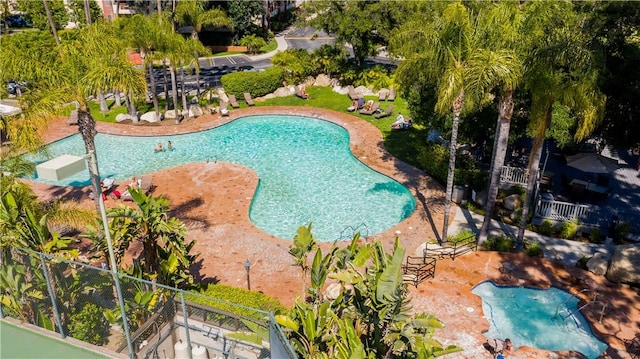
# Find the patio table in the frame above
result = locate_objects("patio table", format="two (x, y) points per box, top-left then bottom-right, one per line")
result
(569, 179), (609, 194)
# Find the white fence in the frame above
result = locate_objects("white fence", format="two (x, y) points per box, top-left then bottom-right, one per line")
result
(534, 199), (640, 234)
(500, 166), (528, 186)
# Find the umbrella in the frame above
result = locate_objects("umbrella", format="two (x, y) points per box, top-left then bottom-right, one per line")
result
(565, 153), (619, 174)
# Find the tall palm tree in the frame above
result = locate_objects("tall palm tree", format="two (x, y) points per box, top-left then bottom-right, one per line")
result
(42, 0), (60, 45)
(173, 0), (233, 40)
(515, 4), (605, 248)
(3, 22), (146, 214)
(390, 2), (510, 242)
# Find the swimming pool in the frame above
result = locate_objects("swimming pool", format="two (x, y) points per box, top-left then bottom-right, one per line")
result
(472, 281), (608, 359)
(28, 115), (415, 242)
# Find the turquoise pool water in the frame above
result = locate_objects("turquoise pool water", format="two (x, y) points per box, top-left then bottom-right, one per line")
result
(472, 281), (608, 359)
(28, 115), (415, 242)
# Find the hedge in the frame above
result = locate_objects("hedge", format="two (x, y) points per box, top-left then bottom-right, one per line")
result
(187, 283), (287, 320)
(220, 67), (284, 98)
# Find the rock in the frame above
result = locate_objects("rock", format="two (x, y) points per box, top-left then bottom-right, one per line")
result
(115, 113), (132, 123)
(262, 93), (276, 100)
(315, 74), (332, 87)
(503, 194), (522, 211)
(273, 87), (293, 97)
(189, 104), (203, 117)
(586, 252), (610, 276)
(606, 244), (640, 284)
(355, 85), (373, 97)
(140, 111), (161, 123)
(164, 110), (178, 119)
(325, 283), (341, 301)
(67, 110), (78, 125)
(334, 85), (349, 95)
(302, 76), (315, 88)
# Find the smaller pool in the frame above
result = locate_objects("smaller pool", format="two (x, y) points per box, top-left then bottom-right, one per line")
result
(472, 281), (608, 359)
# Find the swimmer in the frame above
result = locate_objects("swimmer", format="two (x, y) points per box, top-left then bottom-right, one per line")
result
(154, 142), (164, 152)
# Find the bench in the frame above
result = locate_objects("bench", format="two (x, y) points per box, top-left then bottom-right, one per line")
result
(424, 234), (477, 261)
(402, 256), (436, 287)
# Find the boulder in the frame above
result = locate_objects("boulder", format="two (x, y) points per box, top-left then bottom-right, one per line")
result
(355, 85), (373, 97)
(140, 111), (161, 123)
(503, 194), (522, 211)
(262, 93), (276, 100)
(164, 110), (178, 119)
(115, 113), (132, 123)
(606, 244), (640, 284)
(586, 252), (610, 276)
(189, 104), (204, 117)
(334, 85), (349, 95)
(302, 76), (315, 88)
(314, 74), (332, 87)
(273, 87), (293, 97)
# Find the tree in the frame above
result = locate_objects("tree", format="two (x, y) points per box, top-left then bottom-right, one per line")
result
(300, 0), (405, 67)
(515, 3), (605, 248)
(174, 0), (233, 39)
(227, 0), (264, 41)
(67, 0), (103, 28)
(390, 2), (508, 242)
(17, 0), (67, 31)
(278, 225), (462, 358)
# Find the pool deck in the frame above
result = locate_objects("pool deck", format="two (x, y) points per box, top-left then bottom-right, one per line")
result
(28, 108), (639, 358)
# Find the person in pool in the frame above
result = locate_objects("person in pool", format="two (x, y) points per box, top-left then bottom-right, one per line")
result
(154, 142), (164, 152)
(167, 140), (173, 150)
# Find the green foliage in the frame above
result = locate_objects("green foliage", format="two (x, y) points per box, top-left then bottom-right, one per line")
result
(523, 240), (544, 257)
(313, 44), (348, 78)
(16, 0), (67, 30)
(416, 143), (487, 189)
(482, 235), (515, 252)
(559, 218), (579, 239)
(271, 49), (317, 85)
(188, 284), (285, 320)
(589, 228), (602, 244)
(239, 34), (267, 54)
(614, 221), (631, 244)
(65, 0), (103, 27)
(68, 303), (109, 345)
(227, 0), (264, 40)
(221, 67), (283, 97)
(538, 220), (555, 236)
(279, 225), (462, 358)
(447, 230), (476, 244)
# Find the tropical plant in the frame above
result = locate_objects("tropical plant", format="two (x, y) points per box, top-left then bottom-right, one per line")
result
(68, 303), (110, 345)
(239, 34), (267, 54)
(0, 263), (46, 324)
(287, 224), (317, 297)
(278, 225), (462, 358)
(271, 49), (317, 85)
(104, 189), (198, 289)
(174, 0), (233, 39)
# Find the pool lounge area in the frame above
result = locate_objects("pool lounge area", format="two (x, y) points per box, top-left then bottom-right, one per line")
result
(25, 107), (640, 358)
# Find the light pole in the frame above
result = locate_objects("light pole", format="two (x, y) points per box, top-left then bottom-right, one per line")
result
(244, 259), (251, 291)
(36, 150), (135, 358)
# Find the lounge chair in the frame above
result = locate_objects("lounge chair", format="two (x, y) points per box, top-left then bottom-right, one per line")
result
(219, 102), (229, 116)
(347, 85), (361, 101)
(360, 101), (380, 115)
(101, 177), (116, 193)
(387, 87), (396, 101)
(228, 94), (240, 108)
(122, 176), (153, 201)
(391, 118), (413, 131)
(295, 85), (308, 99)
(374, 104), (394, 119)
(244, 92), (255, 106)
(378, 89), (388, 101)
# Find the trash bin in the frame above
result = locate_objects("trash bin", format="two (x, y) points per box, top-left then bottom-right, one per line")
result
(452, 185), (465, 204)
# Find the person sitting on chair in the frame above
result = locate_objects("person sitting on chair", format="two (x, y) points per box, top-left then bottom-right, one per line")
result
(391, 113), (407, 130)
(300, 86), (309, 99)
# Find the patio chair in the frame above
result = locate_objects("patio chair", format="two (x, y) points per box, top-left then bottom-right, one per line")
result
(295, 85), (308, 99)
(374, 104), (394, 119)
(228, 94), (240, 108)
(378, 89), (388, 101)
(219, 102), (229, 116)
(347, 85), (361, 101)
(387, 87), (396, 101)
(121, 176), (153, 201)
(244, 92), (255, 106)
(360, 101), (380, 115)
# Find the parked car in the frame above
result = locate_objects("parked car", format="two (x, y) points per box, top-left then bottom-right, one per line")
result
(7, 80), (29, 95)
(5, 14), (31, 28)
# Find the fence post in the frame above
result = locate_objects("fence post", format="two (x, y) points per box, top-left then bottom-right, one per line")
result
(180, 292), (193, 359)
(39, 253), (65, 339)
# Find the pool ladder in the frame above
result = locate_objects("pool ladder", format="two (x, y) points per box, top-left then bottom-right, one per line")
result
(339, 223), (370, 241)
(555, 289), (606, 325)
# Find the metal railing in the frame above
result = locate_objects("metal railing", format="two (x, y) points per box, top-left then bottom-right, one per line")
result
(0, 246), (297, 359)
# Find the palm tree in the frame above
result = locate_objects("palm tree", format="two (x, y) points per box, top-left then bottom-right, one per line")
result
(390, 2), (510, 242)
(42, 0), (60, 45)
(515, 4), (605, 248)
(173, 0), (233, 40)
(2, 22), (146, 214)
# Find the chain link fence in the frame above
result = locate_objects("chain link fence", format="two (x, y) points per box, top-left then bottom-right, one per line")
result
(0, 246), (297, 359)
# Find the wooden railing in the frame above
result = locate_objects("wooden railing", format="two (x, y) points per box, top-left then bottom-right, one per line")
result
(500, 166), (528, 185)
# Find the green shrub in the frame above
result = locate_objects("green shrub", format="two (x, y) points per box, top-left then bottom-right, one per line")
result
(559, 218), (578, 239)
(482, 235), (515, 252)
(614, 221), (631, 244)
(271, 49), (317, 85)
(538, 220), (555, 236)
(68, 303), (110, 345)
(313, 44), (348, 78)
(589, 228), (601, 243)
(416, 143), (487, 190)
(447, 230), (476, 244)
(221, 67), (283, 98)
(524, 240), (544, 257)
(239, 34), (267, 54)
(187, 283), (286, 320)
